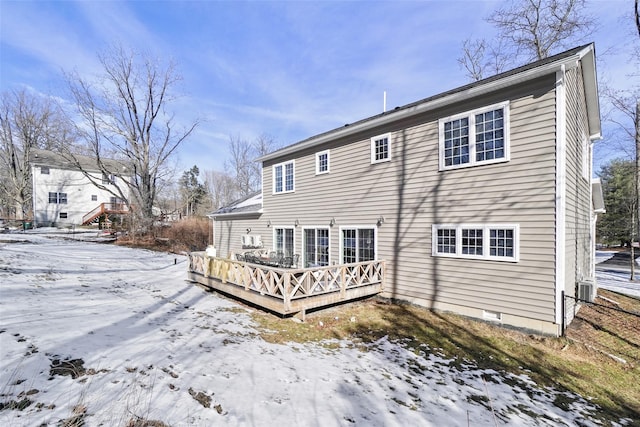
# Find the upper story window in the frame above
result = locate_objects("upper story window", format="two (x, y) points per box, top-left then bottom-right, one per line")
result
(316, 150), (330, 175)
(273, 160), (295, 194)
(432, 224), (519, 262)
(48, 192), (67, 204)
(41, 166), (50, 175)
(439, 102), (509, 170)
(91, 195), (98, 201)
(102, 173), (115, 185)
(371, 133), (391, 164)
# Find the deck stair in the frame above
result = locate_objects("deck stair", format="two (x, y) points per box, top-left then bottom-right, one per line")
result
(82, 203), (129, 225)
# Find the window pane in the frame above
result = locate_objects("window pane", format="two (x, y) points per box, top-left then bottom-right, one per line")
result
(358, 229), (375, 261)
(285, 162), (294, 191)
(490, 228), (514, 258)
(443, 118), (470, 167)
(375, 137), (389, 161)
(437, 229), (456, 254)
(304, 229), (315, 267)
(343, 229), (356, 264)
(275, 165), (283, 193)
(475, 108), (505, 162)
(48, 192), (57, 203)
(462, 229), (483, 255)
(285, 228), (294, 256)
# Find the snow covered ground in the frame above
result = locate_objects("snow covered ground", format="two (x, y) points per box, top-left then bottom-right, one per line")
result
(0, 231), (631, 426)
(595, 251), (640, 299)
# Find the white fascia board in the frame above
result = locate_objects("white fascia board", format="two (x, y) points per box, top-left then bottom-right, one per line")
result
(258, 47), (593, 163)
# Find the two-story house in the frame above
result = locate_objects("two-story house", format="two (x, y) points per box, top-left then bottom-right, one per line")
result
(208, 44), (603, 336)
(30, 149), (129, 228)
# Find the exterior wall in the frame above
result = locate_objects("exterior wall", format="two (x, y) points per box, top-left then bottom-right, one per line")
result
(212, 57), (597, 335)
(213, 74), (562, 333)
(31, 165), (123, 227)
(563, 65), (594, 324)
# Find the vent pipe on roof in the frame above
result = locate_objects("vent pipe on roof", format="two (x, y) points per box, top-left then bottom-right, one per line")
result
(383, 91), (387, 113)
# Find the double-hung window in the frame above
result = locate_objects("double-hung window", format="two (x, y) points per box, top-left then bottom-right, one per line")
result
(273, 160), (295, 194)
(439, 102), (509, 170)
(48, 192), (67, 204)
(371, 133), (391, 164)
(316, 150), (330, 174)
(303, 228), (330, 267)
(341, 227), (376, 264)
(41, 166), (50, 175)
(274, 227), (294, 256)
(432, 224), (518, 262)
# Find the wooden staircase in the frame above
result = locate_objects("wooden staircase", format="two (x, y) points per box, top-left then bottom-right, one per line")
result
(82, 203), (129, 225)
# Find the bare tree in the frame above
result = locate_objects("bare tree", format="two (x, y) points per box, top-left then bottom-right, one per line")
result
(0, 89), (72, 220)
(599, 1), (640, 279)
(203, 169), (238, 211)
(459, 0), (594, 81)
(225, 133), (276, 197)
(65, 45), (198, 228)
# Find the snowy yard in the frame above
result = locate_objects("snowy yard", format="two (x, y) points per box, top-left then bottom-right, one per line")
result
(0, 231), (632, 426)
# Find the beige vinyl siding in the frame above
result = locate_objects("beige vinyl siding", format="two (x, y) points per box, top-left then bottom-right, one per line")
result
(259, 74), (559, 324)
(563, 65), (593, 322)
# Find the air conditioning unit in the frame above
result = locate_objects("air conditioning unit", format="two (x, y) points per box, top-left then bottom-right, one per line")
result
(577, 281), (594, 303)
(251, 235), (263, 248)
(241, 235), (250, 246)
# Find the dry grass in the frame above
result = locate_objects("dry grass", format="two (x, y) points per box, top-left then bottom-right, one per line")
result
(251, 291), (640, 424)
(116, 217), (210, 253)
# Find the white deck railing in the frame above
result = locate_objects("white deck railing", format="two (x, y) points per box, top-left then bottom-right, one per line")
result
(187, 253), (384, 313)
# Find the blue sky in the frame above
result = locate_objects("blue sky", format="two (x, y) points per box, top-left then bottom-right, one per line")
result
(0, 0), (635, 175)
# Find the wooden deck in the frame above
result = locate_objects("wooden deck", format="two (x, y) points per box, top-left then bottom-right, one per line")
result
(187, 252), (385, 318)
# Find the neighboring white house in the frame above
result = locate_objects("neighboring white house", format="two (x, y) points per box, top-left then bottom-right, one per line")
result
(30, 149), (129, 227)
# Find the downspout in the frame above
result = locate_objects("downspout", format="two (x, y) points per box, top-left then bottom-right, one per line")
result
(555, 64), (567, 333)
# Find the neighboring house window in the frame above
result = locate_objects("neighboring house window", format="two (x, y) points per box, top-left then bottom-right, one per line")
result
(59, 212), (68, 219)
(48, 192), (67, 204)
(342, 228), (376, 264)
(316, 150), (330, 174)
(371, 133), (391, 164)
(102, 173), (115, 184)
(41, 166), (50, 175)
(432, 224), (518, 262)
(91, 195), (98, 201)
(274, 227), (294, 256)
(303, 228), (329, 267)
(273, 161), (295, 194)
(439, 102), (509, 170)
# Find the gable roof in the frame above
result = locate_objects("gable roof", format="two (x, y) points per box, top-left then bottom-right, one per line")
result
(209, 191), (263, 218)
(258, 43), (600, 163)
(30, 148), (128, 175)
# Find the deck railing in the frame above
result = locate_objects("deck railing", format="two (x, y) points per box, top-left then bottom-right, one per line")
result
(82, 202), (130, 225)
(187, 252), (384, 314)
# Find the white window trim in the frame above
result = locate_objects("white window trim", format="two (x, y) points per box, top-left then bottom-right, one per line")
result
(438, 101), (510, 171)
(339, 225), (378, 264)
(431, 224), (520, 262)
(315, 150), (330, 175)
(370, 133), (392, 164)
(272, 160), (295, 194)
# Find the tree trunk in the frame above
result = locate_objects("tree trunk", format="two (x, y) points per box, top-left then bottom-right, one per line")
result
(631, 100), (640, 280)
